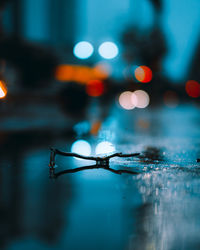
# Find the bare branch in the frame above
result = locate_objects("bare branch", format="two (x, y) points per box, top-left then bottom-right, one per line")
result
(49, 147), (140, 176)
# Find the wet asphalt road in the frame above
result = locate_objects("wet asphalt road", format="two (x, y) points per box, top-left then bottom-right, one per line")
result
(0, 104), (200, 250)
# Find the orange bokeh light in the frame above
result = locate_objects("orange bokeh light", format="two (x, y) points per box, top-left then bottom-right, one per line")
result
(55, 65), (75, 82)
(55, 64), (110, 84)
(93, 63), (110, 80)
(90, 120), (102, 136)
(185, 80), (200, 98)
(86, 80), (104, 97)
(74, 66), (91, 84)
(134, 66), (152, 83)
(0, 80), (7, 99)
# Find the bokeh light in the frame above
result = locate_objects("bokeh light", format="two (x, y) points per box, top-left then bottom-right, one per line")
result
(134, 66), (152, 83)
(86, 79), (104, 97)
(131, 90), (150, 108)
(73, 41), (94, 59)
(137, 118), (150, 130)
(185, 80), (200, 98)
(119, 91), (135, 110)
(98, 42), (119, 59)
(90, 120), (102, 136)
(55, 64), (109, 84)
(0, 80), (7, 99)
(71, 140), (91, 157)
(74, 66), (92, 84)
(93, 62), (111, 79)
(95, 141), (116, 155)
(55, 65), (75, 82)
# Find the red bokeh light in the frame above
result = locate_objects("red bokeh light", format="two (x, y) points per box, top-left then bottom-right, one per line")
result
(185, 80), (200, 98)
(86, 80), (104, 97)
(134, 66), (152, 83)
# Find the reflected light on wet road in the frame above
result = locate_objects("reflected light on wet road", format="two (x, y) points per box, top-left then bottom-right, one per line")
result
(1, 106), (200, 250)
(95, 141), (116, 155)
(71, 139), (91, 158)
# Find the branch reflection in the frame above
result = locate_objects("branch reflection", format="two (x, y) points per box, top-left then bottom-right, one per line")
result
(50, 164), (139, 178)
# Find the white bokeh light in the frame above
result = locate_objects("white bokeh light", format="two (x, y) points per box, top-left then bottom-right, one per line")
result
(95, 141), (116, 155)
(131, 90), (150, 108)
(71, 140), (91, 157)
(98, 42), (119, 59)
(73, 41), (94, 59)
(119, 91), (135, 110)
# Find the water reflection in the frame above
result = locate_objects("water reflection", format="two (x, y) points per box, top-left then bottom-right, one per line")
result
(128, 168), (200, 250)
(0, 106), (200, 250)
(0, 130), (74, 249)
(52, 164), (139, 178)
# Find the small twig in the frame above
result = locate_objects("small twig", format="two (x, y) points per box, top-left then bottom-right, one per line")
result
(50, 148), (140, 163)
(49, 147), (140, 176)
(51, 148), (99, 161)
(103, 152), (140, 160)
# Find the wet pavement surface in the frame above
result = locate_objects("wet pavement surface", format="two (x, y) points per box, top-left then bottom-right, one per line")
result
(0, 105), (200, 250)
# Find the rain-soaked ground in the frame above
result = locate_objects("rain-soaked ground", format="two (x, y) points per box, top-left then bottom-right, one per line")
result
(0, 104), (200, 250)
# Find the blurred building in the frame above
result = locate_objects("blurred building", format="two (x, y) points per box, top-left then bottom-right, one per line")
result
(2, 0), (200, 82)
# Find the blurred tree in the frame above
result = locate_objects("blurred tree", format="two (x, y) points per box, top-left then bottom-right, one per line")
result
(122, 26), (166, 71)
(0, 0), (58, 88)
(58, 82), (89, 119)
(0, 38), (58, 88)
(188, 38), (200, 83)
(149, 0), (162, 11)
